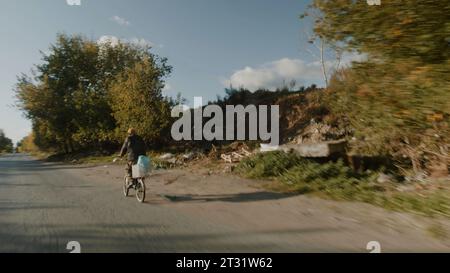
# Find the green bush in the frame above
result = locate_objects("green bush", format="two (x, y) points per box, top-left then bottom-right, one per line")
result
(236, 152), (381, 196)
(280, 159), (380, 196)
(235, 151), (303, 179)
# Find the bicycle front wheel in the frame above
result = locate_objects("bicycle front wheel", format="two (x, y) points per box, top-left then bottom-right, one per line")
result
(123, 176), (131, 197)
(136, 178), (146, 203)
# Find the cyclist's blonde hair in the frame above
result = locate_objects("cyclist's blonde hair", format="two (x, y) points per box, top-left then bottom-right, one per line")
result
(127, 128), (136, 136)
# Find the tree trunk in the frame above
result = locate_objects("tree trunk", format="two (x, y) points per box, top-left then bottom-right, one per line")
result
(320, 39), (329, 88)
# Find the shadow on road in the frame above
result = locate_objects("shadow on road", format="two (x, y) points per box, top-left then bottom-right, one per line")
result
(163, 191), (296, 203)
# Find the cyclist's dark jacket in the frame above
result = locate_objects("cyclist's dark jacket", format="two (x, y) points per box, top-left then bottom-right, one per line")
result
(119, 135), (147, 162)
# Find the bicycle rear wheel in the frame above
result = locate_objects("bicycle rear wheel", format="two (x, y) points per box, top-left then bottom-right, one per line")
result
(136, 178), (146, 203)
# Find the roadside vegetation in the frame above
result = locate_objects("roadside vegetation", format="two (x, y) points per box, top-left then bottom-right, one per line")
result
(0, 129), (14, 154)
(305, 0), (449, 174)
(235, 151), (450, 218)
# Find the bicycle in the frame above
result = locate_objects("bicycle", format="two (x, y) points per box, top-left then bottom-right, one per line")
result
(123, 175), (146, 203)
(114, 158), (147, 203)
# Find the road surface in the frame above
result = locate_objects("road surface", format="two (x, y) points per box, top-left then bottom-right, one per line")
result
(0, 154), (449, 253)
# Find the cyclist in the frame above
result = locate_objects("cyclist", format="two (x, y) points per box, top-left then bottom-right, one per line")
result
(117, 128), (147, 179)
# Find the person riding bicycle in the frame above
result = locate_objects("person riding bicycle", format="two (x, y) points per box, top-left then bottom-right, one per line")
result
(117, 128), (147, 178)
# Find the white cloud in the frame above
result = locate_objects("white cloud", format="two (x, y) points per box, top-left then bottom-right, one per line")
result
(110, 15), (131, 26)
(97, 35), (154, 48)
(129, 38), (154, 48)
(66, 0), (81, 6)
(223, 54), (366, 91)
(223, 58), (325, 91)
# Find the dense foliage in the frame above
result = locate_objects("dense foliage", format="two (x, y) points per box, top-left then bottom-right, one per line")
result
(0, 130), (13, 153)
(306, 0), (450, 172)
(15, 34), (172, 153)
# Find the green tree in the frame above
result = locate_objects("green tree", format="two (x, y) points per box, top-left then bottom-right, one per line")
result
(0, 130), (13, 153)
(15, 34), (172, 153)
(16, 133), (39, 153)
(109, 58), (173, 145)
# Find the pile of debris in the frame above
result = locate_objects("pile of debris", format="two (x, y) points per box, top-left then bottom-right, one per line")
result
(216, 138), (349, 163)
(204, 142), (254, 164)
(220, 147), (252, 163)
(290, 119), (349, 145)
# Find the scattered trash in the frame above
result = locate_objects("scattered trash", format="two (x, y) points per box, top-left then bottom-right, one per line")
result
(182, 152), (195, 161)
(159, 153), (175, 160)
(167, 158), (178, 164)
(156, 151), (204, 167)
(260, 144), (281, 153)
(220, 147), (252, 163)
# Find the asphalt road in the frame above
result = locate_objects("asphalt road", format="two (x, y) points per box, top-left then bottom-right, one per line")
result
(0, 154), (449, 253)
(0, 154), (244, 253)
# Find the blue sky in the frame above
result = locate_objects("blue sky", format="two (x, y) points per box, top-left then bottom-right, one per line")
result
(0, 0), (328, 143)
